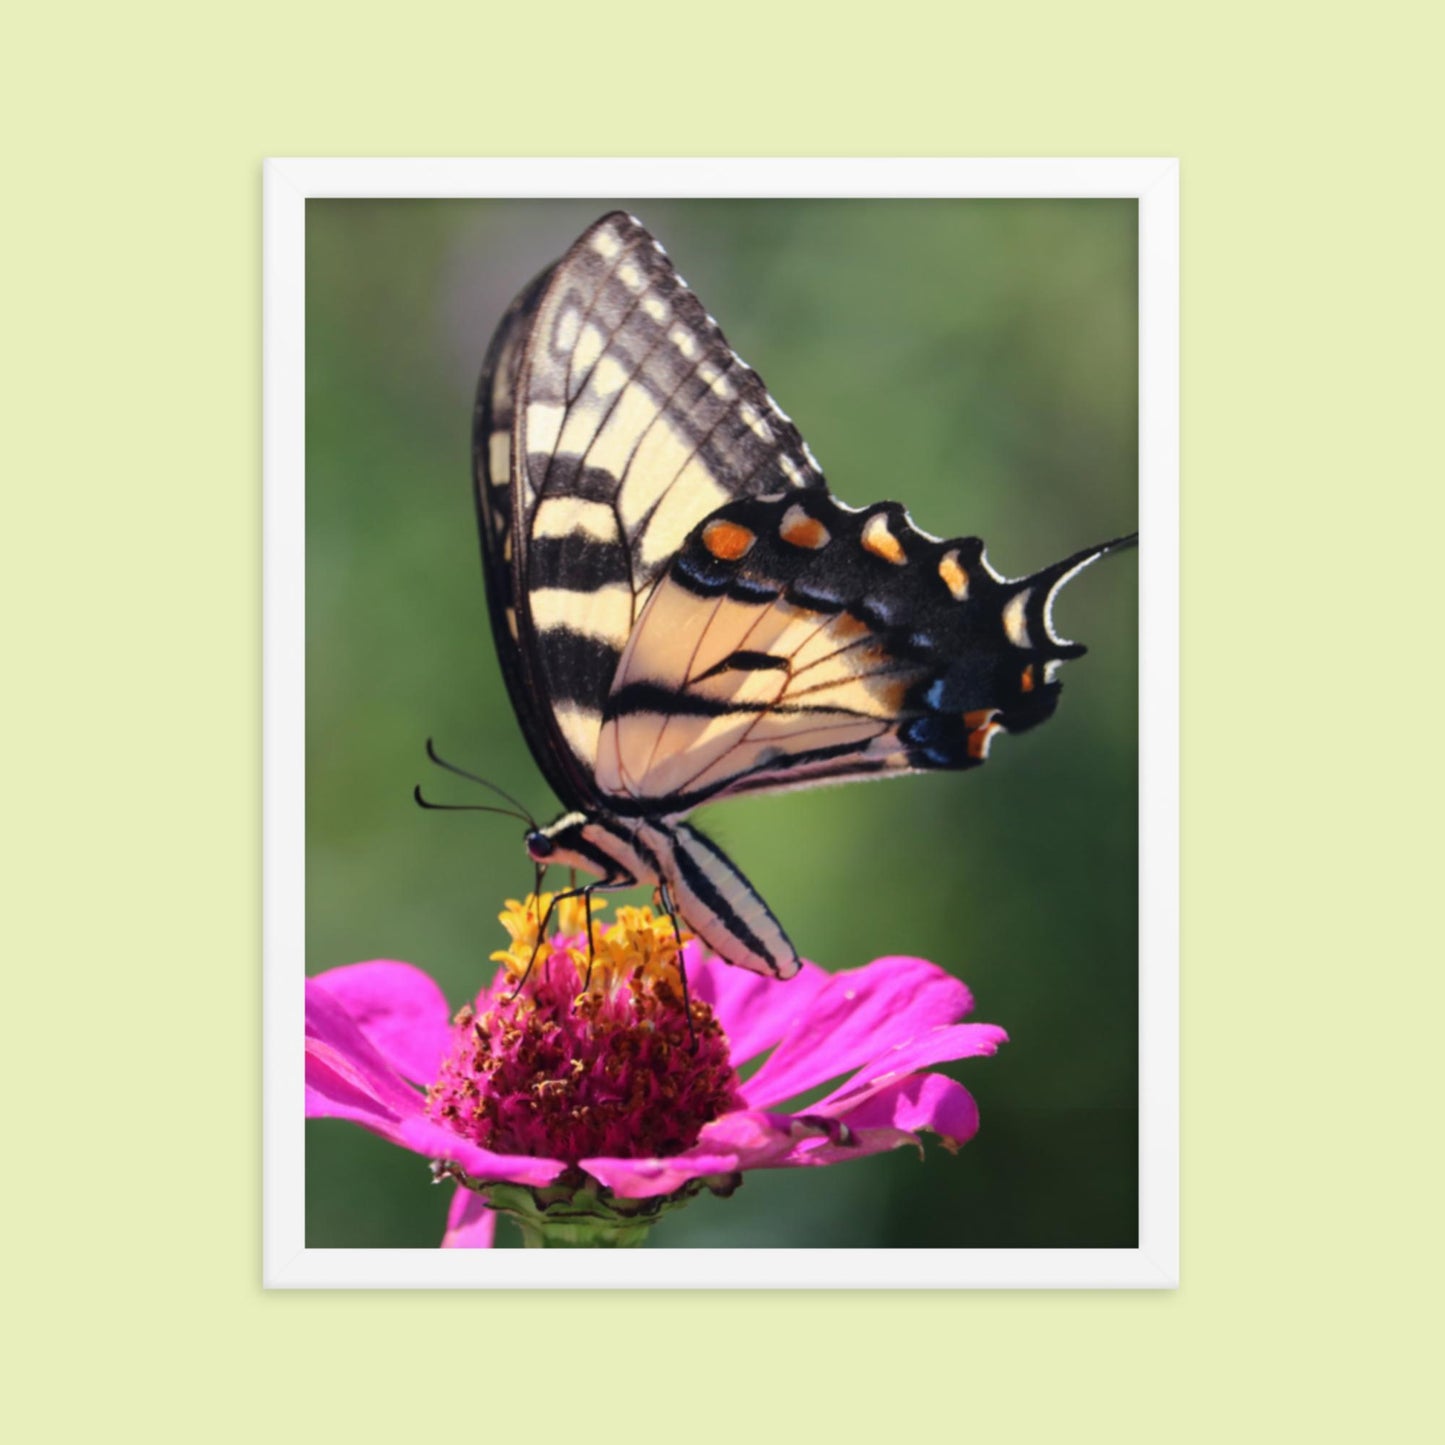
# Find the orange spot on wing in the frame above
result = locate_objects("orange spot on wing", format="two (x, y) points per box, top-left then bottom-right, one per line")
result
(967, 721), (1003, 760)
(780, 506), (830, 550)
(963, 708), (999, 730)
(938, 551), (969, 600)
(1020, 664), (1035, 693)
(862, 514), (906, 565)
(702, 519), (756, 561)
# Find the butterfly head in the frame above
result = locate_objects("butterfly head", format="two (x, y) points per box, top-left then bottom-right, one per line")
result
(524, 811), (619, 876)
(525, 814), (587, 864)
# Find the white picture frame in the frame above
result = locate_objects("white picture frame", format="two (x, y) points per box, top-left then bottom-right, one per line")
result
(265, 156), (1178, 1288)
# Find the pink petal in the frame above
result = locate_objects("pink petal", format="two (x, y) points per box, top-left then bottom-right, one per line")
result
(580, 1109), (835, 1199)
(742, 956), (978, 1108)
(685, 946), (833, 1066)
(304, 979), (427, 1125)
(443, 1187), (497, 1249)
(395, 1116), (567, 1189)
(782, 1073), (983, 1167)
(816, 1022), (1009, 1115)
(309, 961), (455, 1086)
(305, 1048), (408, 1136)
(848, 1072), (981, 1146)
(306, 972), (567, 1189)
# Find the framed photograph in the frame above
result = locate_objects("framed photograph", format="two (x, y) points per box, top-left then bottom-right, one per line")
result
(267, 158), (1177, 1287)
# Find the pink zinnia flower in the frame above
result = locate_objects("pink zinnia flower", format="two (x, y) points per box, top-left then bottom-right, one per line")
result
(306, 895), (1007, 1247)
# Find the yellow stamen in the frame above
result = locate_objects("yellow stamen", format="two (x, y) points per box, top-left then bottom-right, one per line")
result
(490, 892), (607, 976)
(490, 892), (691, 995)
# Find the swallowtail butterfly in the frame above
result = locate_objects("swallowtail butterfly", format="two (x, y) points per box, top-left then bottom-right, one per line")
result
(472, 212), (1135, 981)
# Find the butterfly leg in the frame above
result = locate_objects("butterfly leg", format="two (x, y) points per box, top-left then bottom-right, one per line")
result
(511, 886), (587, 1000)
(582, 886), (596, 990)
(656, 879), (697, 1052)
(512, 873), (634, 1001)
(575, 872), (641, 989)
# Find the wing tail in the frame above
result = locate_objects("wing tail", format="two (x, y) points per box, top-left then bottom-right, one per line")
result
(1016, 531), (1138, 658)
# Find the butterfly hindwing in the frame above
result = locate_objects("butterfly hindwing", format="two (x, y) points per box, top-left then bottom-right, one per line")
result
(598, 490), (1135, 811)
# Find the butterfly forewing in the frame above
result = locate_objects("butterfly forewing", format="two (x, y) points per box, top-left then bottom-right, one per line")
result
(485, 212), (826, 803)
(473, 268), (589, 805)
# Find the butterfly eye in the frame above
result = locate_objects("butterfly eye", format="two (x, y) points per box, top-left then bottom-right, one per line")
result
(525, 830), (556, 861)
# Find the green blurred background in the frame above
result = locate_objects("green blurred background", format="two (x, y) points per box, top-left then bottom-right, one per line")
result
(305, 199), (1138, 1249)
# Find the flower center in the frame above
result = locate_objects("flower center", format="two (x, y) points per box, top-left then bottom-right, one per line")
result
(426, 896), (741, 1164)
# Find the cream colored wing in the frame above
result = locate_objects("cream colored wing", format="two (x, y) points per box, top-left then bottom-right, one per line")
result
(597, 489), (1134, 812)
(476, 210), (826, 805)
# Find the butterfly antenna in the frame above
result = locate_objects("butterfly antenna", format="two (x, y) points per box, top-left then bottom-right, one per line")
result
(413, 785), (528, 822)
(424, 738), (538, 828)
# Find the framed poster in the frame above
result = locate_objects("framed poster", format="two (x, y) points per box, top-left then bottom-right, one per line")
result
(267, 157), (1177, 1287)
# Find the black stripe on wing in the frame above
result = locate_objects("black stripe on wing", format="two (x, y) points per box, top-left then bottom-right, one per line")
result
(508, 212), (829, 790)
(473, 266), (590, 807)
(667, 821), (801, 979)
(598, 487), (1135, 812)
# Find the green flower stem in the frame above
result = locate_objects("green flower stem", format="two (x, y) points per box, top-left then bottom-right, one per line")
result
(437, 1167), (743, 1249)
(513, 1216), (655, 1248)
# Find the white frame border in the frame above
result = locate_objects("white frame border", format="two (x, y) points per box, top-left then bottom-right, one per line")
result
(265, 157), (1179, 1289)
